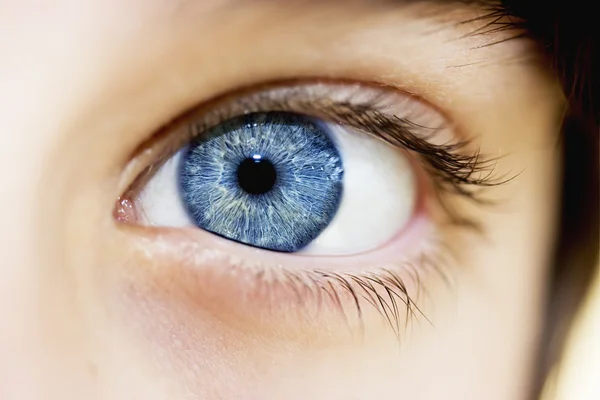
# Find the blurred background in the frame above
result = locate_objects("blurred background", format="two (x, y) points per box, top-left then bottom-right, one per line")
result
(547, 269), (599, 400)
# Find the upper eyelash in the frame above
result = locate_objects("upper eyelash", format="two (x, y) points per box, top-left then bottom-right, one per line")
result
(189, 88), (504, 193)
(297, 99), (504, 195)
(134, 82), (505, 200)
(320, 99), (516, 229)
(125, 83), (509, 229)
(175, 85), (508, 230)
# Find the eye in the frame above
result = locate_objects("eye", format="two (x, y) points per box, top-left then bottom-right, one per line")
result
(115, 81), (501, 331)
(135, 110), (415, 254)
(116, 81), (497, 272)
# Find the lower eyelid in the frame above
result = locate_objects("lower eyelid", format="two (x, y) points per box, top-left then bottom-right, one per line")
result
(115, 208), (439, 337)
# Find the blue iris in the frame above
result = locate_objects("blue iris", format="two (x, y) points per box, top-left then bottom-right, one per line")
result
(179, 112), (344, 252)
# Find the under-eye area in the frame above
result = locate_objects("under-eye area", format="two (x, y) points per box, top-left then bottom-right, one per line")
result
(113, 81), (505, 334)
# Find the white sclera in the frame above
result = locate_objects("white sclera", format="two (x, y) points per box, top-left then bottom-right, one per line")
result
(301, 124), (415, 255)
(138, 150), (190, 227)
(138, 123), (416, 255)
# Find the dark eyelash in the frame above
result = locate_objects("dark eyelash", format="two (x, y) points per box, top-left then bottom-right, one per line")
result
(193, 92), (505, 195)
(188, 91), (510, 230)
(310, 99), (506, 194)
(318, 99), (516, 230)
(272, 243), (455, 342)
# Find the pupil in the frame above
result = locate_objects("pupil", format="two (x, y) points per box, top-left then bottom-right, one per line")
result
(236, 156), (277, 195)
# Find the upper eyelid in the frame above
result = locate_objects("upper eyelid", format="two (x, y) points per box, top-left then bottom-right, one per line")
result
(189, 81), (446, 132)
(117, 81), (438, 194)
(125, 80), (443, 165)
(120, 80), (498, 200)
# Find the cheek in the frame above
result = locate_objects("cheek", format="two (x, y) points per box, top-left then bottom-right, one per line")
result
(101, 232), (437, 399)
(118, 282), (264, 399)
(104, 257), (503, 400)
(106, 272), (374, 400)
(108, 261), (342, 400)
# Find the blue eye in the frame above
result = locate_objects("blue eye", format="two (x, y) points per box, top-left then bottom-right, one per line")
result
(137, 106), (416, 256)
(178, 112), (344, 252)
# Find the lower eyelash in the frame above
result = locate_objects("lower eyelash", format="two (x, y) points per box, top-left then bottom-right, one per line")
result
(290, 240), (456, 341)
(235, 250), (450, 342)
(308, 269), (432, 341)
(122, 224), (456, 342)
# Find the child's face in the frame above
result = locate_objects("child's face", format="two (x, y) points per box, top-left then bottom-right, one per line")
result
(0, 1), (563, 399)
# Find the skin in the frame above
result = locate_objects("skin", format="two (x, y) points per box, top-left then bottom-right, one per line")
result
(0, 1), (565, 399)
